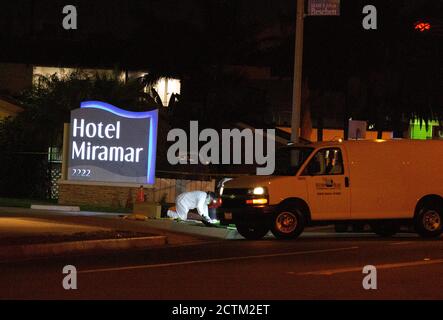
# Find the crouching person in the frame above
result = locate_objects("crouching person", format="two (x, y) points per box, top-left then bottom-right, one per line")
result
(168, 191), (218, 224)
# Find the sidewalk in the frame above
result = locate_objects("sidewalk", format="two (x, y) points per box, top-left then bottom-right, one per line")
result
(0, 216), (109, 239)
(0, 208), (171, 262)
(0, 206), (341, 252)
(0, 206), (243, 241)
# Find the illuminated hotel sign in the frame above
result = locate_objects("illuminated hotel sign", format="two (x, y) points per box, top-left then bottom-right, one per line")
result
(68, 101), (158, 184)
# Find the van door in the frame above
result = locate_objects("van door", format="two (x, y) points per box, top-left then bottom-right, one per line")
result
(301, 147), (350, 220)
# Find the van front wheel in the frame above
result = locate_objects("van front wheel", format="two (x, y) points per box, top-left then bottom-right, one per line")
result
(236, 224), (269, 240)
(415, 205), (442, 238)
(271, 208), (305, 240)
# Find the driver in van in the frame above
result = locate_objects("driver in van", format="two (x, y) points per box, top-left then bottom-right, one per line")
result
(326, 151), (343, 175)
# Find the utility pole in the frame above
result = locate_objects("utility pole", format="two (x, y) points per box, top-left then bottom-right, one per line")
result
(290, 0), (305, 143)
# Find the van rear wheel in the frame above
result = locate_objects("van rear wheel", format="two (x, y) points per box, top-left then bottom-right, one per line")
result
(415, 204), (442, 238)
(271, 208), (305, 240)
(236, 223), (269, 240)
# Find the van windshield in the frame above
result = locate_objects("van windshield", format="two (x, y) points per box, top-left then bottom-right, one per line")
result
(272, 147), (314, 176)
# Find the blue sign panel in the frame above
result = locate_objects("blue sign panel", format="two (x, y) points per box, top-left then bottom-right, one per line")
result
(68, 101), (158, 184)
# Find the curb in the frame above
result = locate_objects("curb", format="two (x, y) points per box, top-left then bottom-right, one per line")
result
(30, 204), (80, 212)
(169, 222), (242, 240)
(0, 235), (167, 262)
(140, 220), (337, 240)
(142, 219), (244, 240)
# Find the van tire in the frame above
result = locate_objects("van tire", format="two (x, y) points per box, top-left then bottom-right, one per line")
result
(236, 224), (269, 240)
(370, 221), (399, 237)
(271, 207), (305, 240)
(415, 204), (443, 238)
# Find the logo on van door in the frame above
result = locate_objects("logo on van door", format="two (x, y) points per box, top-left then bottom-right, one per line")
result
(315, 182), (341, 189)
(315, 182), (342, 190)
(315, 178), (342, 195)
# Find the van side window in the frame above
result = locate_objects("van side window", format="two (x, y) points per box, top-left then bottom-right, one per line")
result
(303, 148), (344, 176)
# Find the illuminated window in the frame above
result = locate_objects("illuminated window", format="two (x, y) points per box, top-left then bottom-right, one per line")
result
(32, 66), (126, 85)
(152, 78), (181, 107)
(32, 67), (181, 107)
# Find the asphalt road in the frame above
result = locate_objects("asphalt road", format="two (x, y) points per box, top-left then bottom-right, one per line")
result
(1, 230), (442, 300)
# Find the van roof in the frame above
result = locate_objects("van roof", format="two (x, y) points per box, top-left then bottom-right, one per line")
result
(288, 139), (443, 149)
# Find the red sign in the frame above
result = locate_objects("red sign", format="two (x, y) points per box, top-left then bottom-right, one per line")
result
(414, 22), (431, 32)
(308, 0), (340, 16)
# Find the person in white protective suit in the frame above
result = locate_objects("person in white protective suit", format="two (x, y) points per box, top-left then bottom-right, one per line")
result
(168, 191), (218, 224)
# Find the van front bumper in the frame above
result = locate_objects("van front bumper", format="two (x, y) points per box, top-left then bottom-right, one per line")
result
(216, 205), (276, 226)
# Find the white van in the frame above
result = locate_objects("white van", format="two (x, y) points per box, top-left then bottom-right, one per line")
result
(217, 140), (443, 239)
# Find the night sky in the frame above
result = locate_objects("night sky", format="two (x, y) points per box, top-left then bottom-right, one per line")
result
(0, 0), (441, 73)
(0, 0), (441, 127)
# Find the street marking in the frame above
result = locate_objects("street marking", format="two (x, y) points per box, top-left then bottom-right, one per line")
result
(297, 259), (443, 276)
(389, 241), (413, 245)
(78, 246), (359, 274)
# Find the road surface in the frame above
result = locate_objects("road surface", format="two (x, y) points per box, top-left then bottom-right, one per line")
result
(1, 230), (442, 300)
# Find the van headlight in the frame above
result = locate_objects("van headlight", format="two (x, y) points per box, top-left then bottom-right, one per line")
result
(252, 187), (265, 195)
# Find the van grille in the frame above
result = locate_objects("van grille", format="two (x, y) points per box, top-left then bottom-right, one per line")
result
(220, 188), (250, 208)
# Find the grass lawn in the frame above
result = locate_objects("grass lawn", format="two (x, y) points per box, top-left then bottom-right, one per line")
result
(0, 197), (131, 213)
(0, 197), (57, 208)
